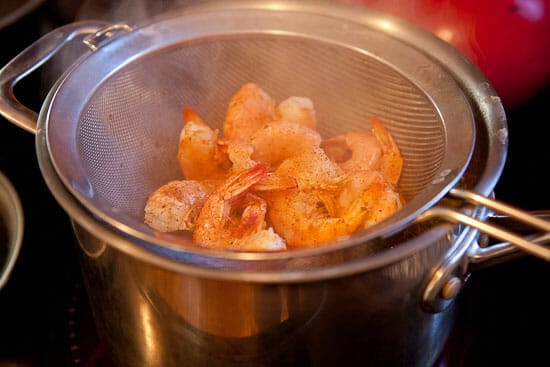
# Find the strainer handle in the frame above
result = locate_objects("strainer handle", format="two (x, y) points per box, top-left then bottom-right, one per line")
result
(0, 21), (111, 134)
(419, 188), (550, 261)
(418, 188), (550, 261)
(421, 198), (548, 313)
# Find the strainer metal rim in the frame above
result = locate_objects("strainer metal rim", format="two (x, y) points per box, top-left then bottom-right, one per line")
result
(42, 1), (481, 260)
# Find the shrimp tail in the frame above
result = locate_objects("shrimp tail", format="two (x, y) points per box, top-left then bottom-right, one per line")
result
(371, 117), (403, 186)
(252, 173), (298, 192)
(183, 106), (206, 126)
(233, 194), (267, 238)
(222, 163), (268, 200)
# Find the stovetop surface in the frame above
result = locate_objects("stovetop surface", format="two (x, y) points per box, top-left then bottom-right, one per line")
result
(0, 2), (548, 366)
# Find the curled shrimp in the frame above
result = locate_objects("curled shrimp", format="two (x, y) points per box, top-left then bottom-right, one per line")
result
(193, 164), (287, 251)
(321, 117), (403, 186)
(223, 83), (276, 141)
(321, 131), (381, 173)
(218, 121), (321, 173)
(144, 180), (218, 232)
(275, 96), (317, 130)
(267, 171), (403, 247)
(336, 170), (404, 228)
(250, 121), (322, 170)
(266, 189), (368, 247)
(261, 147), (349, 247)
(217, 137), (257, 174)
(275, 146), (343, 191)
(147, 83), (406, 252)
(177, 108), (230, 180)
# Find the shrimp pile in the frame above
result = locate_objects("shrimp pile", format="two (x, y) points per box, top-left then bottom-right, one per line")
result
(144, 83), (405, 251)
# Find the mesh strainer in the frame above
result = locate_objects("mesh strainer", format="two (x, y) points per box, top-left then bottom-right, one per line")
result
(1, 1), (548, 261)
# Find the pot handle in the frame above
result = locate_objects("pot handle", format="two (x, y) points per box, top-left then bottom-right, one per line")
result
(0, 20), (123, 134)
(420, 190), (549, 313)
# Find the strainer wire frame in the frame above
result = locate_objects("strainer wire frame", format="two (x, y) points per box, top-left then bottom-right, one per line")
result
(42, 2), (483, 262)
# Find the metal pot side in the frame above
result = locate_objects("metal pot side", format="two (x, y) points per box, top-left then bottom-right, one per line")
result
(71, 219), (457, 367)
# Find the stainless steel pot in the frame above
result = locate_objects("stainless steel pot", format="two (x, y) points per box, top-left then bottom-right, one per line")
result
(0, 1), (548, 366)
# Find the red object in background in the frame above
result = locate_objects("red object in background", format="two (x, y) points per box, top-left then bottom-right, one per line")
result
(338, 0), (550, 108)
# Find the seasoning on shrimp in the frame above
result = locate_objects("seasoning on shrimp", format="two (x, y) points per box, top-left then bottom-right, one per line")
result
(263, 149), (402, 247)
(223, 83), (276, 141)
(321, 117), (403, 187)
(193, 164), (287, 251)
(336, 170), (404, 228)
(275, 96), (317, 130)
(144, 83), (406, 252)
(178, 107), (231, 180)
(144, 180), (219, 232)
(250, 121), (322, 170)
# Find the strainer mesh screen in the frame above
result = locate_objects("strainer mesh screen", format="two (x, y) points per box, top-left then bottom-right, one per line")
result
(78, 35), (445, 223)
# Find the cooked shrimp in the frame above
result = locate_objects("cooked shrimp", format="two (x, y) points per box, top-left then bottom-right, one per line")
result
(231, 227), (286, 251)
(266, 171), (403, 247)
(336, 170), (404, 228)
(146, 83), (407, 252)
(177, 108), (230, 180)
(218, 121), (322, 173)
(370, 117), (403, 186)
(321, 117), (403, 186)
(262, 147), (351, 247)
(250, 121), (322, 169)
(144, 180), (218, 232)
(217, 137), (257, 174)
(275, 146), (343, 191)
(266, 189), (368, 247)
(223, 83), (276, 141)
(251, 173), (298, 192)
(275, 96), (317, 130)
(193, 164), (286, 251)
(321, 131), (382, 173)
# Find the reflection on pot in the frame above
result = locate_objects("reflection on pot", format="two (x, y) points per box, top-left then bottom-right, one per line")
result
(142, 266), (327, 339)
(73, 221), (329, 366)
(72, 220), (459, 367)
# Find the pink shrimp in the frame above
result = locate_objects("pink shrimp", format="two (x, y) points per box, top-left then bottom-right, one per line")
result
(336, 170), (404, 228)
(266, 188), (368, 247)
(274, 146), (343, 191)
(223, 83), (276, 141)
(250, 121), (322, 170)
(275, 96), (317, 130)
(177, 107), (231, 180)
(370, 117), (403, 186)
(321, 131), (382, 173)
(321, 117), (403, 186)
(144, 180), (219, 232)
(193, 164), (287, 251)
(266, 171), (403, 247)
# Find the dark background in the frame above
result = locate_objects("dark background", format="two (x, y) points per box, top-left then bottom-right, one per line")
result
(0, 1), (548, 366)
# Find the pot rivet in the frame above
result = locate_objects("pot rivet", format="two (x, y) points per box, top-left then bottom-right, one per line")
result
(441, 277), (462, 300)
